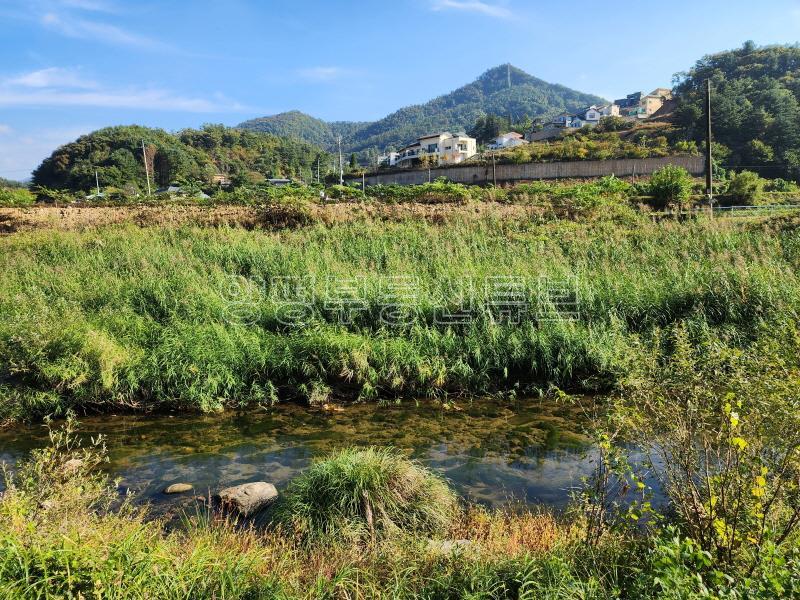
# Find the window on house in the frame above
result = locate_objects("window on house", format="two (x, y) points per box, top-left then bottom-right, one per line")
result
(427, 144), (438, 153)
(457, 143), (467, 151)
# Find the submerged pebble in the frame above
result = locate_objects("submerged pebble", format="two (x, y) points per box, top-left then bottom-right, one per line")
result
(164, 483), (193, 494)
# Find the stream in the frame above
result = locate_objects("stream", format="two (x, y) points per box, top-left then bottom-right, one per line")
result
(0, 397), (601, 512)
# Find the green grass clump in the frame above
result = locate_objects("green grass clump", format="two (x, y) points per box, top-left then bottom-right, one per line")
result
(276, 447), (459, 544)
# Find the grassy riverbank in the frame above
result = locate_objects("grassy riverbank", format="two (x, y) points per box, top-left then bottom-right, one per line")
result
(3, 372), (800, 600)
(0, 433), (617, 598)
(1, 210), (799, 423)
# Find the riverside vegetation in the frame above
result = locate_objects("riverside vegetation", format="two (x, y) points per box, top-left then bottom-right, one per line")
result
(3, 336), (800, 600)
(2, 175), (800, 597)
(2, 173), (800, 423)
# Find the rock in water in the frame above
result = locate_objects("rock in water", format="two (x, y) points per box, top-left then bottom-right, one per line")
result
(164, 483), (193, 494)
(215, 482), (278, 517)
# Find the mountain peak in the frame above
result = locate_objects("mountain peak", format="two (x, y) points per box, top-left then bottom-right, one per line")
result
(238, 66), (604, 153)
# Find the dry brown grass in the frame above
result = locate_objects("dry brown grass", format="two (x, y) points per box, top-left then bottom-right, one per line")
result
(0, 202), (546, 234)
(450, 504), (567, 556)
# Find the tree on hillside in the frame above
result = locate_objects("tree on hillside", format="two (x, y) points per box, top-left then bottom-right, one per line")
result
(674, 42), (800, 181)
(32, 124), (329, 193)
(468, 115), (509, 144)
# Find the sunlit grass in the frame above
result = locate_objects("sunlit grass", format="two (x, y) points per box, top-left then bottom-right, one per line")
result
(1, 213), (799, 422)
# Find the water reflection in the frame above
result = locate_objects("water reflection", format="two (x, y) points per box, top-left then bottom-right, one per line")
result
(0, 397), (598, 510)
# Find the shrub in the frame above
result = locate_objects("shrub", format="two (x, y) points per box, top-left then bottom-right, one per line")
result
(767, 178), (800, 193)
(647, 165), (693, 208)
(0, 187), (36, 207)
(595, 116), (632, 132)
(326, 184), (365, 201)
(726, 170), (765, 204)
(616, 324), (800, 575)
(276, 447), (460, 544)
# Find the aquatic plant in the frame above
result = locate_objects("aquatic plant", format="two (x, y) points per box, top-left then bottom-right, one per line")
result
(276, 446), (459, 544)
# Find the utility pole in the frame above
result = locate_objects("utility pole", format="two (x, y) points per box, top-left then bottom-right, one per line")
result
(316, 155), (320, 184)
(492, 151), (497, 187)
(95, 169), (100, 196)
(705, 79), (714, 214)
(337, 135), (344, 185)
(141, 139), (152, 196)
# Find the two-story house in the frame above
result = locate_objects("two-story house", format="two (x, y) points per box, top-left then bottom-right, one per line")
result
(581, 104), (620, 124)
(614, 89), (673, 119)
(549, 112), (584, 129)
(396, 132), (477, 167)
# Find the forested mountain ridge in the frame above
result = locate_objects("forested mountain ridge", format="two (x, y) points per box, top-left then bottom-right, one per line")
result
(32, 124), (327, 192)
(674, 42), (800, 179)
(237, 65), (606, 155)
(236, 111), (370, 150)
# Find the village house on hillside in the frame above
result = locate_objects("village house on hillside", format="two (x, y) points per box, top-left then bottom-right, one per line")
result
(395, 132), (477, 167)
(614, 88), (672, 119)
(488, 131), (529, 150)
(526, 87), (673, 141)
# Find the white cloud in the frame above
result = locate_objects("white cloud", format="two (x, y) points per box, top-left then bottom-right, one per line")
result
(7, 67), (97, 89)
(41, 11), (167, 50)
(296, 66), (352, 83)
(0, 88), (242, 112)
(0, 124), (11, 135)
(0, 67), (245, 112)
(429, 0), (512, 18)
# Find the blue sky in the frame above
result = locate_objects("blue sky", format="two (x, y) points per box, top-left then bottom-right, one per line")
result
(1, 0), (799, 180)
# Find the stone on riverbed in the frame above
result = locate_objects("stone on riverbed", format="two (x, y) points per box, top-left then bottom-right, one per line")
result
(215, 482), (278, 517)
(163, 483), (194, 494)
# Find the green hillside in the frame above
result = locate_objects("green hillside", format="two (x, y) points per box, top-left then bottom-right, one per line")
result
(236, 111), (370, 150)
(32, 124), (328, 192)
(674, 42), (800, 180)
(237, 64), (606, 155)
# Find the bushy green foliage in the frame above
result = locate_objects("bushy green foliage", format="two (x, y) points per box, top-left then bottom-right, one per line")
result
(599, 323), (800, 596)
(726, 170), (766, 203)
(276, 447), (459, 543)
(237, 110), (369, 149)
(31, 124), (327, 193)
(593, 116), (633, 133)
(0, 187), (35, 207)
(647, 165), (694, 207)
(767, 178), (800, 193)
(368, 178), (472, 204)
(488, 127), (692, 165)
(675, 42), (800, 180)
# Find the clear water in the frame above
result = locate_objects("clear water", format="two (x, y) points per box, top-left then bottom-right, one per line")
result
(0, 397), (599, 512)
